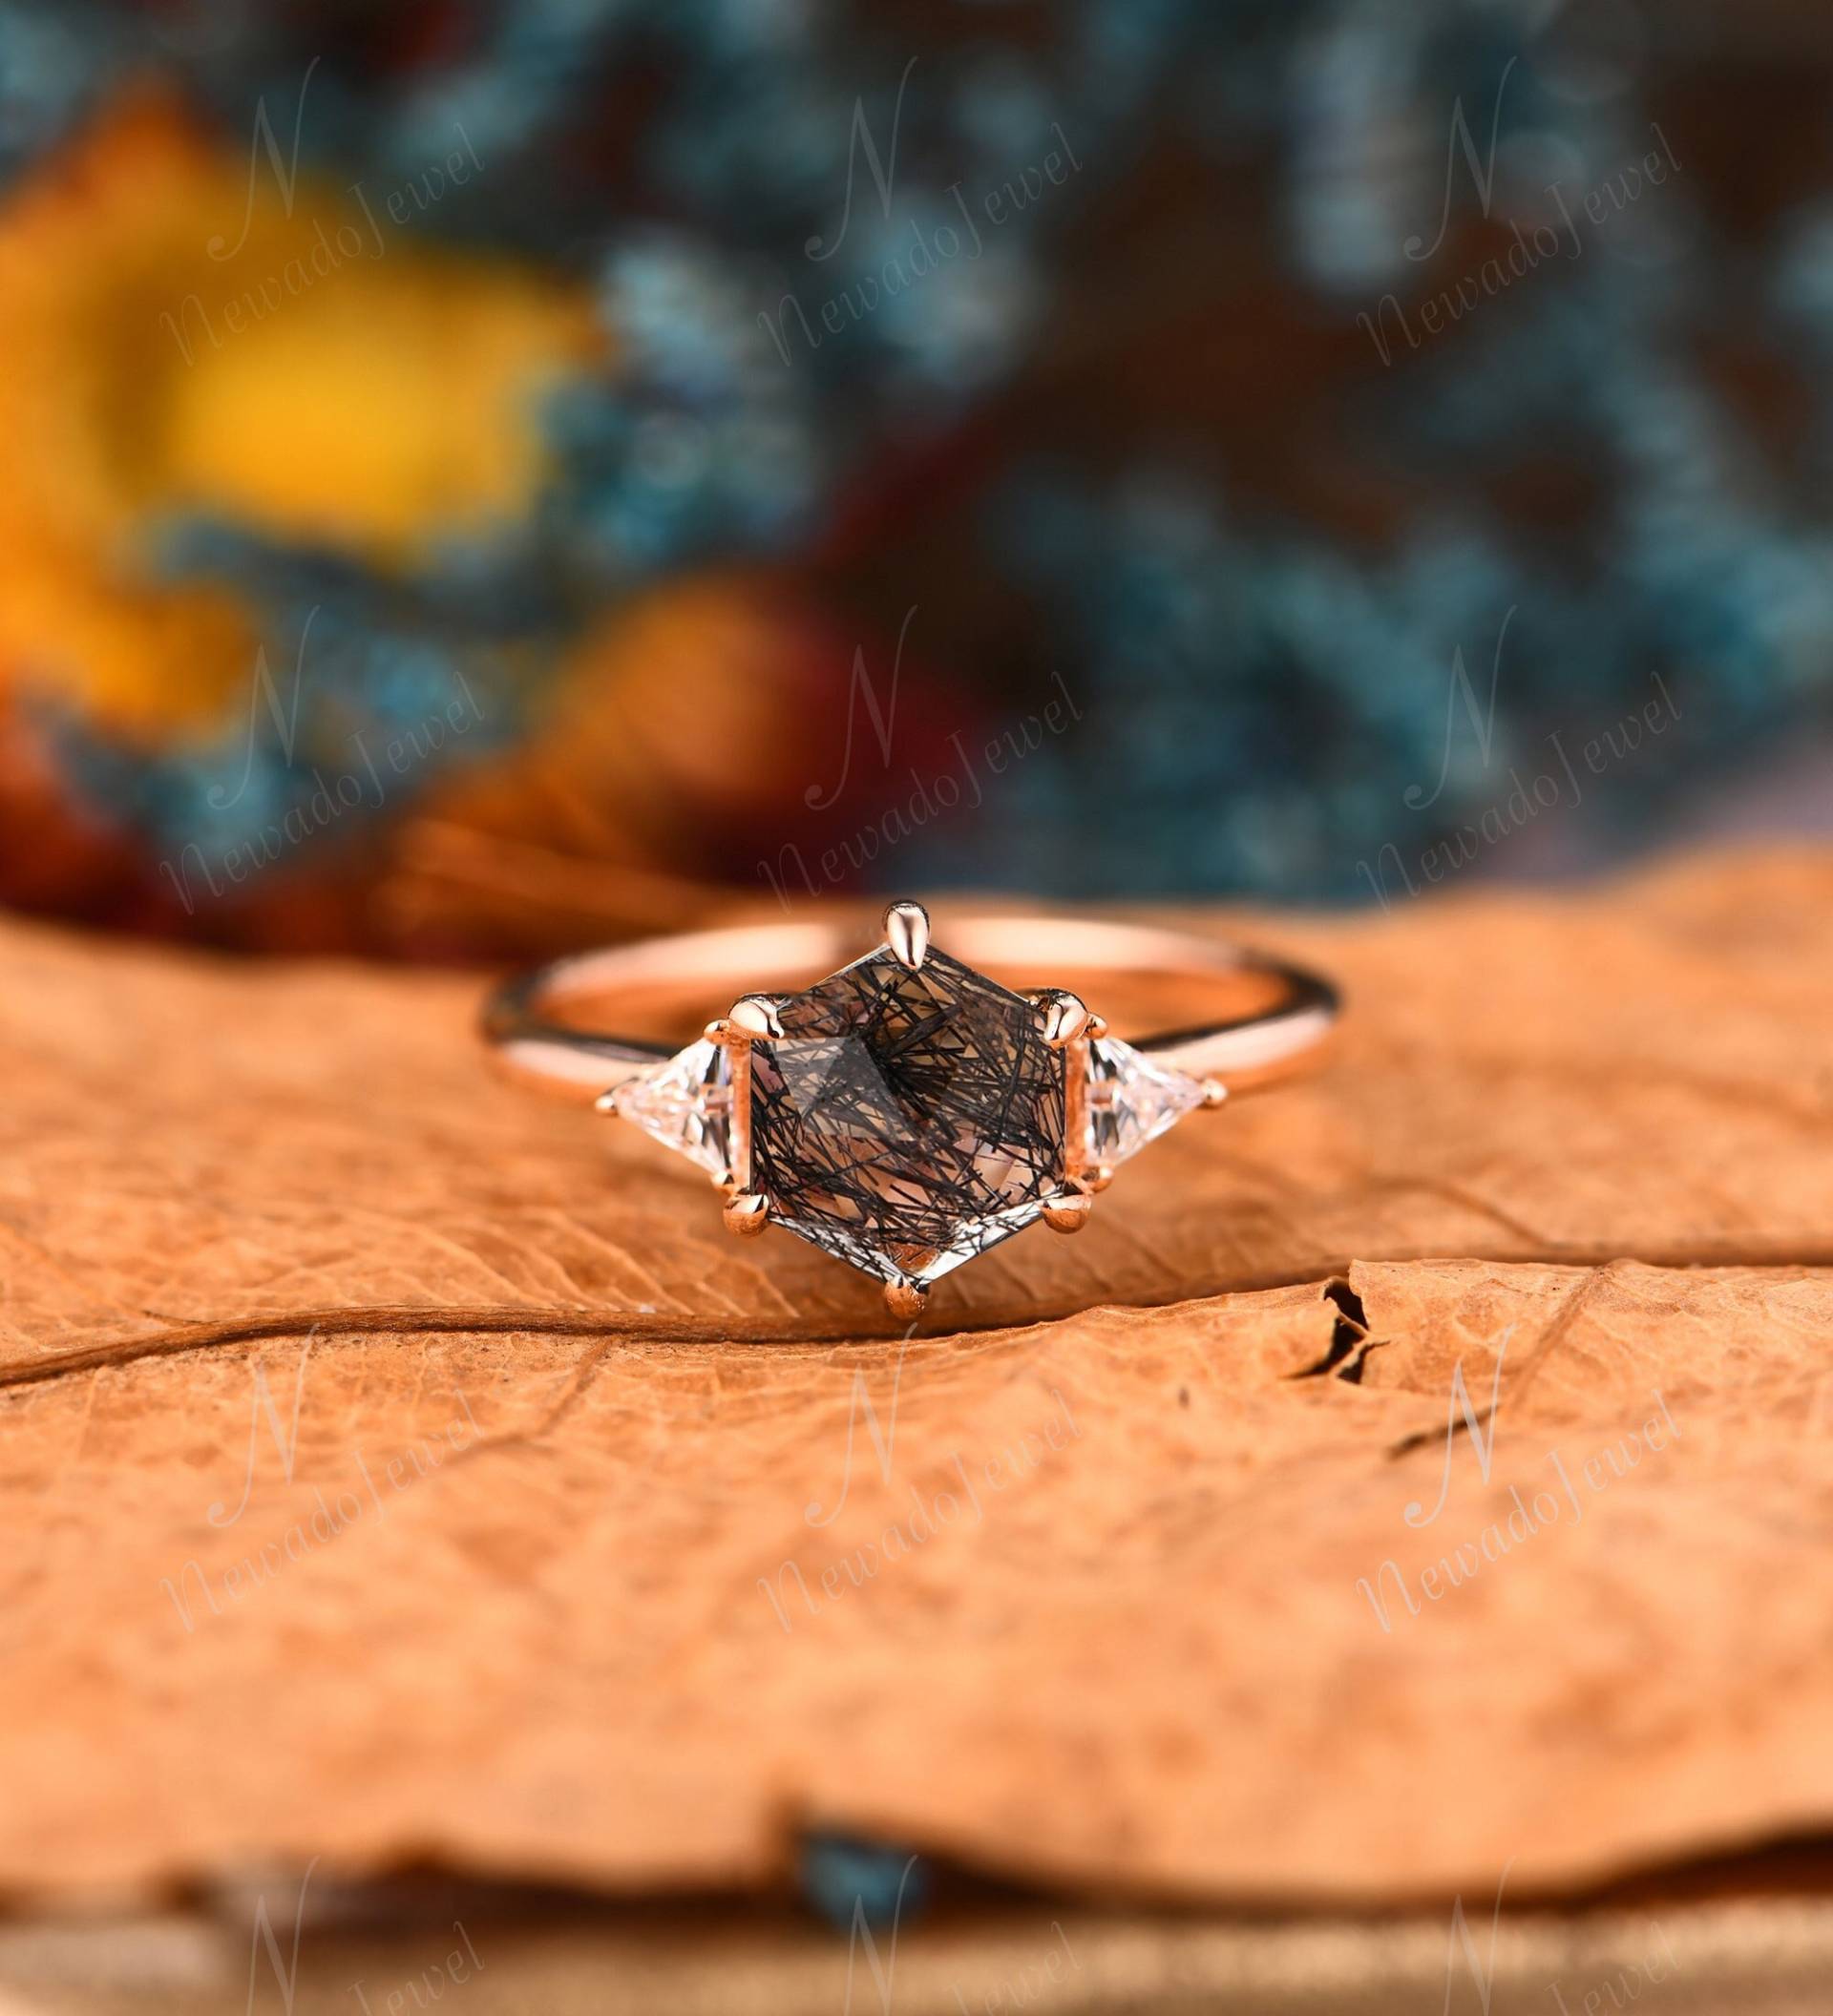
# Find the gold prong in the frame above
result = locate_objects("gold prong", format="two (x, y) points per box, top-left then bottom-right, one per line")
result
(1200, 1078), (1229, 1109)
(704, 1018), (732, 1042)
(727, 1037), (755, 1192)
(729, 994), (784, 1039)
(883, 899), (930, 969)
(1085, 1164), (1115, 1193)
(883, 1278), (929, 1320)
(1043, 1193), (1094, 1233)
(1085, 1013), (1108, 1040)
(1034, 989), (1090, 1048)
(724, 1191), (769, 1237)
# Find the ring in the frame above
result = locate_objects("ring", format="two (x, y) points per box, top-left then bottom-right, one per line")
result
(483, 902), (1340, 1318)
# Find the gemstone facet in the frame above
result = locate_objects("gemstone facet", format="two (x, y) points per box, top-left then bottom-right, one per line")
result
(1086, 1034), (1206, 1168)
(616, 1037), (733, 1180)
(748, 947), (1066, 1287)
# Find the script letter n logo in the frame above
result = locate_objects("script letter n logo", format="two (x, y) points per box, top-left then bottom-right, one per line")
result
(245, 1858), (318, 2016)
(1441, 1860), (1514, 2016)
(1405, 604), (1515, 812)
(803, 1325), (919, 1529)
(805, 604), (917, 813)
(210, 1329), (317, 1529)
(805, 56), (918, 262)
(210, 605), (321, 814)
(1405, 1324), (1515, 1529)
(840, 1857), (920, 2016)
(1406, 55), (1519, 263)
(212, 55), (323, 261)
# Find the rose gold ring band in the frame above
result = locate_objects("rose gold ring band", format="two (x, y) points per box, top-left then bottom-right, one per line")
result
(482, 915), (1340, 1103)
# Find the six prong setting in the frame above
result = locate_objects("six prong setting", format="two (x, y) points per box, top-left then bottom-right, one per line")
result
(729, 994), (785, 1039)
(723, 1190), (769, 1237)
(599, 902), (1219, 1322)
(883, 1279), (930, 1321)
(883, 899), (931, 970)
(1033, 988), (1090, 1048)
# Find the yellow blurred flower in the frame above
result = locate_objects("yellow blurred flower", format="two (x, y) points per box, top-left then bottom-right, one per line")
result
(0, 94), (600, 736)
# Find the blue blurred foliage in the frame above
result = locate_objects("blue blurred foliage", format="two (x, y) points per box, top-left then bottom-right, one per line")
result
(2, 0), (1829, 902)
(798, 1832), (927, 1934)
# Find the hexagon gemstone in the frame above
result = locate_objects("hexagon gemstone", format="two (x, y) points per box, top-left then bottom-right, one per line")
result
(748, 946), (1066, 1287)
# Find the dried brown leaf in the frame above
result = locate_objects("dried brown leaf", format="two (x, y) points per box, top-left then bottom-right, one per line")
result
(1, 849), (1830, 1902)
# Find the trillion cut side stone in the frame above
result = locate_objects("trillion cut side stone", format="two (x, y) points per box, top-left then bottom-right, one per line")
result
(1086, 1035), (1205, 1169)
(617, 1038), (733, 1180)
(749, 947), (1066, 1288)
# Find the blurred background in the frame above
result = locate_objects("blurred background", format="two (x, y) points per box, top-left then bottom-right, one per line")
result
(0, 0), (1827, 961)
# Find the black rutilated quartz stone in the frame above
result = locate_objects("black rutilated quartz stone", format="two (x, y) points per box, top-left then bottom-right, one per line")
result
(748, 947), (1066, 1287)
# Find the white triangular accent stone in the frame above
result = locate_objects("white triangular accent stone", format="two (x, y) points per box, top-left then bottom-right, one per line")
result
(1086, 1035), (1205, 1168)
(617, 1039), (732, 1179)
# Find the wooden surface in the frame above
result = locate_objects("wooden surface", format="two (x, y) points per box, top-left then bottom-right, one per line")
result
(4, 1888), (1832, 2016)
(0, 848), (1829, 1905)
